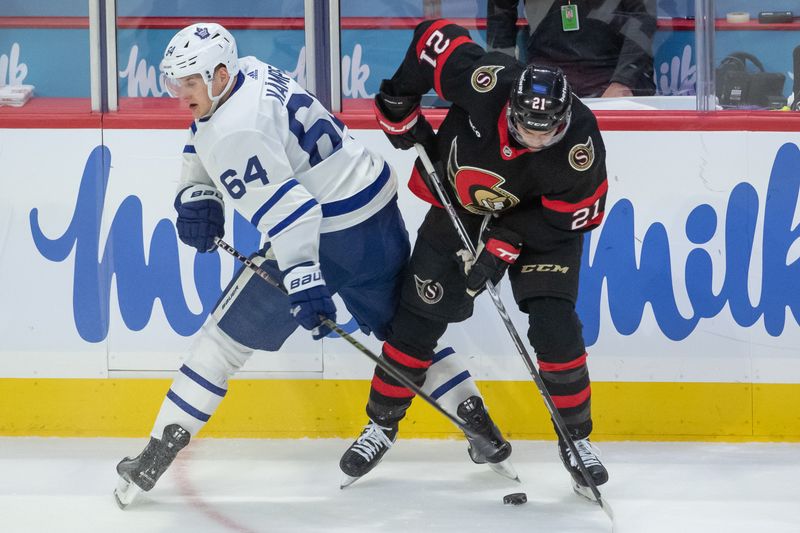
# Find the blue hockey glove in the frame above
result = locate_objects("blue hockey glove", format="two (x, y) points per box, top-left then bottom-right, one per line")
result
(285, 263), (337, 340)
(174, 185), (225, 253)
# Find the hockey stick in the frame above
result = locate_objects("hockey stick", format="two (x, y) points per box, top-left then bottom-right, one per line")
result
(414, 144), (614, 522)
(212, 237), (499, 457)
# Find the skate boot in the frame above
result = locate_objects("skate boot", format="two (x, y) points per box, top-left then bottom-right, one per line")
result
(456, 396), (518, 481)
(339, 419), (398, 488)
(113, 424), (191, 509)
(558, 437), (609, 501)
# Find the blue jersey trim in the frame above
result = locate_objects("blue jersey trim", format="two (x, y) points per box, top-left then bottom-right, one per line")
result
(321, 162), (391, 218)
(267, 198), (318, 238)
(183, 145), (196, 154)
(430, 370), (471, 400)
(229, 71), (246, 96)
(190, 122), (197, 134)
(180, 365), (227, 397)
(250, 179), (299, 227)
(166, 389), (211, 422)
(433, 346), (456, 363)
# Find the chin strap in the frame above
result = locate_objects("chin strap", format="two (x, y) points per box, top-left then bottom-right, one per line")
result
(201, 72), (238, 118)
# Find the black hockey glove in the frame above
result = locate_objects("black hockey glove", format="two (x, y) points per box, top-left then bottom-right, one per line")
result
(463, 226), (522, 297)
(174, 184), (225, 253)
(374, 79), (435, 151)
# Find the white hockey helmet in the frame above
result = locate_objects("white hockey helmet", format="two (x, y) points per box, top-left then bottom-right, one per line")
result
(160, 23), (239, 108)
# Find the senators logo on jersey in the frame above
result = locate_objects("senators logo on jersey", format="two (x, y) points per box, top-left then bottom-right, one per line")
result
(447, 138), (519, 214)
(414, 275), (443, 304)
(568, 137), (595, 171)
(470, 65), (505, 93)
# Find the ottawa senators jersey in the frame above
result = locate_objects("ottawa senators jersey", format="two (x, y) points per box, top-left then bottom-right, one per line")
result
(390, 19), (608, 241)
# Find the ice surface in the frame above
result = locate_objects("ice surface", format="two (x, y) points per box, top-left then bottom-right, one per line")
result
(0, 438), (797, 533)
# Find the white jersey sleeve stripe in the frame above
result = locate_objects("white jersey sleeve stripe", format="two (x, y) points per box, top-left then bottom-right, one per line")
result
(249, 178), (300, 227)
(320, 162), (391, 218)
(266, 198), (319, 239)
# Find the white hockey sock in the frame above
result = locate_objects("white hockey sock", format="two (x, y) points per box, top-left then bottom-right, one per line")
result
(420, 345), (483, 416)
(151, 320), (253, 438)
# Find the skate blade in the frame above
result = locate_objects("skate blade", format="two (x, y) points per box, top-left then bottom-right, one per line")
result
(488, 458), (520, 482)
(114, 477), (142, 510)
(339, 473), (361, 489)
(571, 480), (598, 503)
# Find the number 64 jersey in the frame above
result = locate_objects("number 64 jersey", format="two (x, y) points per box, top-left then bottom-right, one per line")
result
(180, 56), (396, 271)
(396, 20), (608, 250)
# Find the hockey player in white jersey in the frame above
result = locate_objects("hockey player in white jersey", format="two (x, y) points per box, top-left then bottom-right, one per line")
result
(114, 23), (514, 508)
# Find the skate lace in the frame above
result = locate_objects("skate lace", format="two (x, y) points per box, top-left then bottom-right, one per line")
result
(352, 421), (394, 461)
(567, 438), (601, 468)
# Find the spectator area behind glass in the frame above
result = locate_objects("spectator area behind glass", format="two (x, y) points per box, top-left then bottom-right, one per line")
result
(2, 1), (800, 116)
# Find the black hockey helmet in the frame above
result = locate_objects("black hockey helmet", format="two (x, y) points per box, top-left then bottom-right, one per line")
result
(507, 65), (572, 147)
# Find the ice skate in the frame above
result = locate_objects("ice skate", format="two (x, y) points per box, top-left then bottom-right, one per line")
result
(339, 420), (398, 488)
(113, 424), (191, 509)
(456, 396), (518, 482)
(558, 437), (609, 501)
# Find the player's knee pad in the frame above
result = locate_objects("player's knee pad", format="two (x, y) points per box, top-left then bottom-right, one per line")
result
(524, 297), (585, 363)
(214, 253), (297, 351)
(388, 303), (448, 354)
(420, 345), (482, 416)
(151, 320), (251, 437)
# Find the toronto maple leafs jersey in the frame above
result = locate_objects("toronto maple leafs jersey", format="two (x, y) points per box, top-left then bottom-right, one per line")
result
(392, 20), (608, 248)
(179, 56), (397, 271)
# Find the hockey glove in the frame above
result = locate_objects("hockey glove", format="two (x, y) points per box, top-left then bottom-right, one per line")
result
(285, 263), (337, 340)
(174, 184), (225, 253)
(374, 79), (436, 151)
(463, 226), (523, 297)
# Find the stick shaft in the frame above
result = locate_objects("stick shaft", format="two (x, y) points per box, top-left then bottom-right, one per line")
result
(212, 237), (488, 441)
(414, 144), (609, 511)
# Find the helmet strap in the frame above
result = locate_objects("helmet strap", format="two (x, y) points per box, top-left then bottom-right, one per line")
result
(202, 69), (236, 118)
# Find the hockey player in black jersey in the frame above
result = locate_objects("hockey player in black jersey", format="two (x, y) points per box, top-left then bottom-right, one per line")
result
(340, 19), (609, 497)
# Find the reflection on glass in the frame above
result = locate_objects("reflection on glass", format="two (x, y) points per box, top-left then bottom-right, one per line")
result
(339, 0), (698, 111)
(711, 5), (797, 111)
(115, 1), (306, 110)
(0, 1), (89, 100)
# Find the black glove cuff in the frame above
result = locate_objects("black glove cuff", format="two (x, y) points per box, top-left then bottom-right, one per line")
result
(376, 79), (421, 122)
(485, 225), (522, 245)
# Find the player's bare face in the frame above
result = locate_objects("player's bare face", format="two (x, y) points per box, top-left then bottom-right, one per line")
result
(172, 75), (213, 118)
(513, 123), (559, 152)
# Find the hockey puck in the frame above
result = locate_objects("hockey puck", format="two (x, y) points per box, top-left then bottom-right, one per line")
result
(503, 492), (527, 505)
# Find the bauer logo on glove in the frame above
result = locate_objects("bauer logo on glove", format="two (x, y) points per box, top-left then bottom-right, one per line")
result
(174, 184), (225, 253)
(287, 269), (323, 292)
(284, 263), (337, 340)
